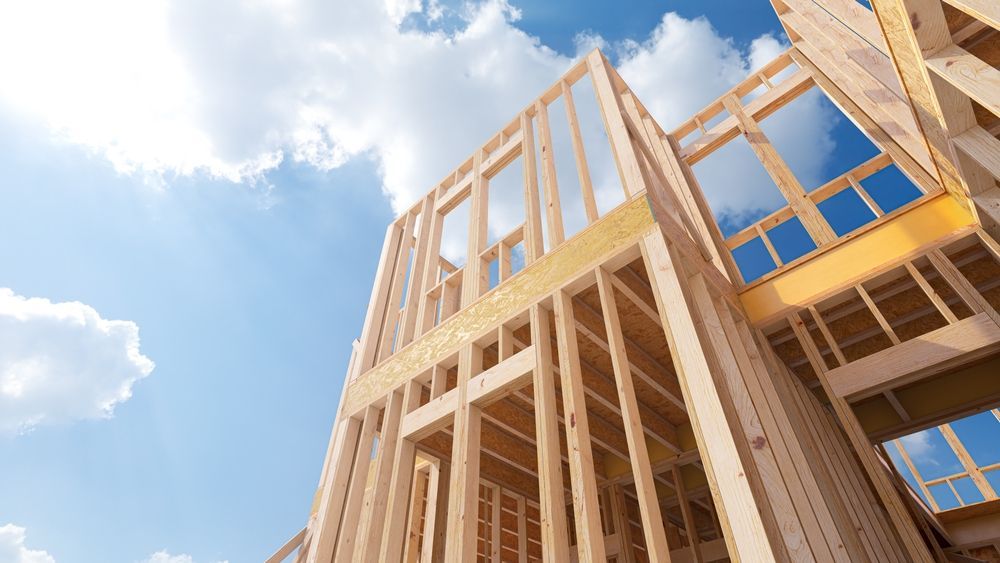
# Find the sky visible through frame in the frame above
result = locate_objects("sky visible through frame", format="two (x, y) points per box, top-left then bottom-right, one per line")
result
(0, 1), (996, 562)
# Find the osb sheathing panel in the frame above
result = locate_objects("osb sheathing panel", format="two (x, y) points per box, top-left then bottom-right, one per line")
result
(956, 251), (1000, 310)
(344, 196), (655, 415)
(821, 297), (895, 363)
(967, 545), (1000, 563)
(739, 195), (977, 325)
(612, 286), (685, 401)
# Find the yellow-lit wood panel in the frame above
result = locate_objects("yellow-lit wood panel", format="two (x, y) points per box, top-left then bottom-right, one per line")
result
(740, 194), (976, 326)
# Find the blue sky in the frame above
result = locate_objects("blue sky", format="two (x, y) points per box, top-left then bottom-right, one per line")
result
(0, 1), (987, 562)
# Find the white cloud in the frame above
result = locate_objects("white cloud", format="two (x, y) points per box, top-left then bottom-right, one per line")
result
(0, 289), (154, 434)
(0, 1), (836, 227)
(0, 524), (55, 563)
(900, 430), (936, 462)
(0, 530), (228, 563)
(141, 551), (228, 563)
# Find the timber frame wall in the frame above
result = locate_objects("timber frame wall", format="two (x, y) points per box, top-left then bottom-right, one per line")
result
(269, 1), (1000, 561)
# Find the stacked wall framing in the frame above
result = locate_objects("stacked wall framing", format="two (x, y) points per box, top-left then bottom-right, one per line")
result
(270, 2), (1000, 561)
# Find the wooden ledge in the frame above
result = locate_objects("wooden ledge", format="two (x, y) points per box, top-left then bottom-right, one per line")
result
(829, 313), (1000, 401)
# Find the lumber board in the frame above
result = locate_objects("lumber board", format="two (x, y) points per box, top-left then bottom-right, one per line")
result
(828, 312), (1000, 400)
(530, 304), (571, 561)
(553, 291), (607, 562)
(640, 231), (778, 561)
(596, 267), (672, 562)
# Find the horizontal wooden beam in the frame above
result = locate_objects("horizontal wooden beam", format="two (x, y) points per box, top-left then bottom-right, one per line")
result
(925, 44), (1000, 121)
(941, 0), (999, 31)
(952, 126), (1000, 181)
(671, 49), (796, 140)
(401, 346), (536, 440)
(680, 68), (814, 164)
(402, 387), (458, 441)
(468, 346), (536, 406)
(861, 355), (1000, 441)
(829, 313), (1000, 401)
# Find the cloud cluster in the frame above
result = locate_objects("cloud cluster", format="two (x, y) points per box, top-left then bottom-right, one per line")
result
(0, 289), (154, 434)
(0, 1), (836, 224)
(0, 529), (229, 563)
(0, 524), (55, 563)
(142, 550), (228, 563)
(899, 430), (936, 462)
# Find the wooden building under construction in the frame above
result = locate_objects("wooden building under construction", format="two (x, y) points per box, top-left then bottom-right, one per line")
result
(270, 0), (1000, 561)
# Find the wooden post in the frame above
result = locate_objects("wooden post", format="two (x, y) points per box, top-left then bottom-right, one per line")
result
(870, 0), (999, 235)
(535, 100), (566, 248)
(308, 414), (362, 563)
(377, 211), (418, 361)
(595, 267), (672, 562)
(787, 313), (933, 563)
(587, 50), (646, 199)
(940, 423), (997, 501)
(377, 380), (424, 562)
(430, 462), (452, 562)
(403, 467), (429, 562)
(553, 290), (607, 562)
(521, 112), (545, 263)
(530, 303), (572, 561)
(415, 204), (446, 339)
(490, 484), (502, 562)
(892, 439), (939, 511)
(722, 94), (836, 246)
(609, 484), (636, 563)
(517, 494), (528, 563)
(672, 466), (703, 563)
(877, 443), (948, 561)
(356, 388), (406, 561)
(444, 344), (484, 562)
(305, 345), (361, 563)
(357, 223), (405, 371)
(419, 460), (442, 562)
(332, 405), (380, 561)
(561, 80), (599, 224)
(398, 195), (437, 348)
(464, 151), (488, 307)
(640, 229), (779, 561)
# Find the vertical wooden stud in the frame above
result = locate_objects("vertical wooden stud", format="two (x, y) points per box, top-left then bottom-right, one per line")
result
(561, 79), (599, 224)
(530, 303), (572, 561)
(535, 100), (566, 248)
(357, 388), (406, 561)
(521, 112), (545, 263)
(377, 380), (424, 562)
(553, 290), (607, 562)
(595, 267), (672, 562)
(333, 405), (380, 561)
(444, 344), (484, 562)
